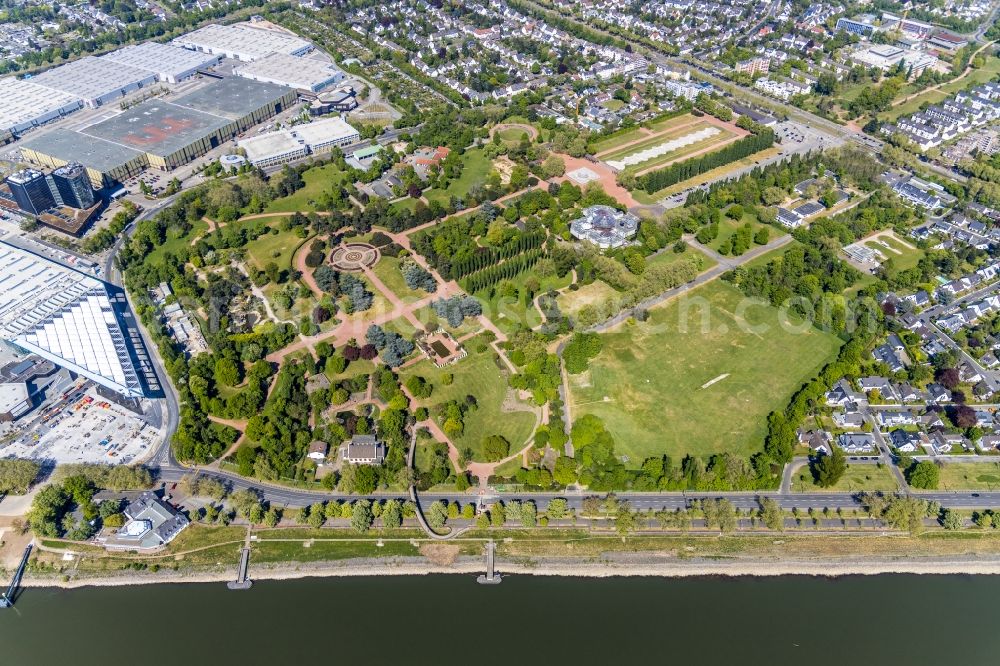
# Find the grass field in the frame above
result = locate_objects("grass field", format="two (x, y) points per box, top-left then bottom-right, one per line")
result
(558, 280), (619, 318)
(709, 212), (779, 253)
(424, 148), (493, 207)
(863, 231), (924, 271)
(145, 217), (208, 266)
(245, 224), (305, 271)
(476, 270), (572, 336)
(371, 255), (426, 302)
(265, 163), (348, 213)
(399, 336), (536, 461)
(591, 128), (651, 155)
(935, 462), (1000, 491)
(632, 147), (782, 204)
(792, 463), (899, 493)
(602, 121), (719, 161)
(569, 280), (843, 463)
(413, 305), (484, 339)
(496, 127), (531, 143)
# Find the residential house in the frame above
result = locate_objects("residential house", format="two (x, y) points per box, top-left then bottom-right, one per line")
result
(340, 434), (387, 465)
(307, 440), (329, 461)
(926, 383), (952, 403)
(859, 376), (897, 401)
(932, 431), (967, 454)
(976, 434), (1000, 451)
(838, 432), (876, 453)
(889, 428), (923, 453)
(826, 378), (860, 406)
(877, 410), (918, 427)
(798, 428), (833, 456)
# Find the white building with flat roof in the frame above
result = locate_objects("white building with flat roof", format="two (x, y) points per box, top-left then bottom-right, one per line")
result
(0, 241), (146, 397)
(239, 117), (359, 167)
(0, 77), (83, 136)
(233, 52), (344, 92)
(173, 23), (312, 62)
(31, 56), (157, 108)
(100, 42), (221, 84)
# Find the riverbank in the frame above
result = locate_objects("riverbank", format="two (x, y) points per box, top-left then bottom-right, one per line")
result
(21, 552), (1000, 589)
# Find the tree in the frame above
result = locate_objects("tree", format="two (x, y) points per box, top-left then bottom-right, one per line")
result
(382, 499), (402, 529)
(0, 459), (40, 494)
(941, 508), (962, 530)
(351, 500), (374, 532)
(482, 435), (511, 462)
(812, 448), (847, 488)
(214, 357), (241, 387)
(547, 498), (569, 519)
(230, 489), (262, 520)
(428, 500), (448, 529)
(760, 497), (783, 531)
(907, 461), (940, 489)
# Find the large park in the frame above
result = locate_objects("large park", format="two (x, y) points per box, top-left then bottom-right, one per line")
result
(109, 100), (890, 503)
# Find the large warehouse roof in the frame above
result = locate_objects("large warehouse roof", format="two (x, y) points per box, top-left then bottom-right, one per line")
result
(80, 101), (230, 158)
(0, 77), (82, 135)
(19, 128), (145, 173)
(0, 241), (145, 397)
(233, 52), (344, 91)
(171, 76), (293, 120)
(100, 42), (221, 82)
(173, 23), (312, 61)
(31, 56), (156, 105)
(292, 116), (360, 147)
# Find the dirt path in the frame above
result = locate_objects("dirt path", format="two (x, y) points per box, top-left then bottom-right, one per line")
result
(889, 40), (997, 109)
(294, 239), (324, 298)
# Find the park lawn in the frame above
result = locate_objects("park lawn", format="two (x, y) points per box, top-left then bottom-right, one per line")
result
(709, 212), (778, 254)
(390, 197), (419, 214)
(425, 148), (493, 206)
(399, 337), (537, 461)
(591, 127), (651, 155)
(497, 127), (531, 143)
(647, 112), (698, 132)
(792, 463), (899, 493)
(325, 357), (375, 381)
(264, 163), (348, 213)
(476, 269), (572, 337)
(569, 280), (843, 463)
(740, 238), (799, 270)
(144, 217), (207, 266)
(647, 247), (716, 271)
(384, 314), (419, 340)
(245, 225), (306, 271)
(414, 305), (484, 339)
(934, 462), (1000, 491)
(602, 98), (626, 112)
(371, 255), (427, 302)
(558, 279), (619, 318)
(631, 147), (782, 204)
(340, 274), (394, 323)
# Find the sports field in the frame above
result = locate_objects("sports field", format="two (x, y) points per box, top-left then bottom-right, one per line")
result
(569, 280), (843, 463)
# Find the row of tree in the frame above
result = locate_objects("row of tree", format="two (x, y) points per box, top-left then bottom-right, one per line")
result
(639, 130), (776, 194)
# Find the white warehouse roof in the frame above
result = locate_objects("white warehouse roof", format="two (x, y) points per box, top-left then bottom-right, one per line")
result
(240, 131), (307, 166)
(100, 42), (222, 83)
(0, 241), (145, 397)
(173, 23), (312, 61)
(0, 77), (83, 135)
(291, 116), (360, 149)
(31, 56), (157, 107)
(233, 52), (345, 92)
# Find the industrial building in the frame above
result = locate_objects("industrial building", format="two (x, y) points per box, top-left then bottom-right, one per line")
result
(79, 101), (232, 171)
(19, 78), (296, 187)
(19, 128), (147, 189)
(31, 56), (157, 108)
(0, 241), (155, 398)
(0, 77), (83, 138)
(233, 52), (345, 92)
(239, 116), (360, 167)
(173, 22), (312, 61)
(310, 87), (358, 115)
(99, 42), (221, 84)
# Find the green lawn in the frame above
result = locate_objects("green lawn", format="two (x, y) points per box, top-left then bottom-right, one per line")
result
(325, 357), (375, 381)
(935, 462), (1000, 491)
(591, 128), (651, 155)
(792, 463), (899, 493)
(631, 147), (782, 204)
(569, 280), (843, 463)
(264, 163), (349, 213)
(558, 280), (619, 318)
(371, 255), (427, 302)
(476, 270), (572, 337)
(399, 337), (537, 461)
(245, 225), (305, 271)
(497, 127), (531, 143)
(424, 148), (493, 206)
(709, 212), (779, 254)
(602, 98), (625, 112)
(144, 217), (207, 266)
(603, 122), (735, 175)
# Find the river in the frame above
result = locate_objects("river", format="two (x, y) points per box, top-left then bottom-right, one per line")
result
(0, 575), (996, 665)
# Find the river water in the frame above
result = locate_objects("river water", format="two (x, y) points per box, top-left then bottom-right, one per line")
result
(0, 574), (996, 665)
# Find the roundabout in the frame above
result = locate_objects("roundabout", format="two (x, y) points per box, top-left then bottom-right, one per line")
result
(330, 243), (379, 271)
